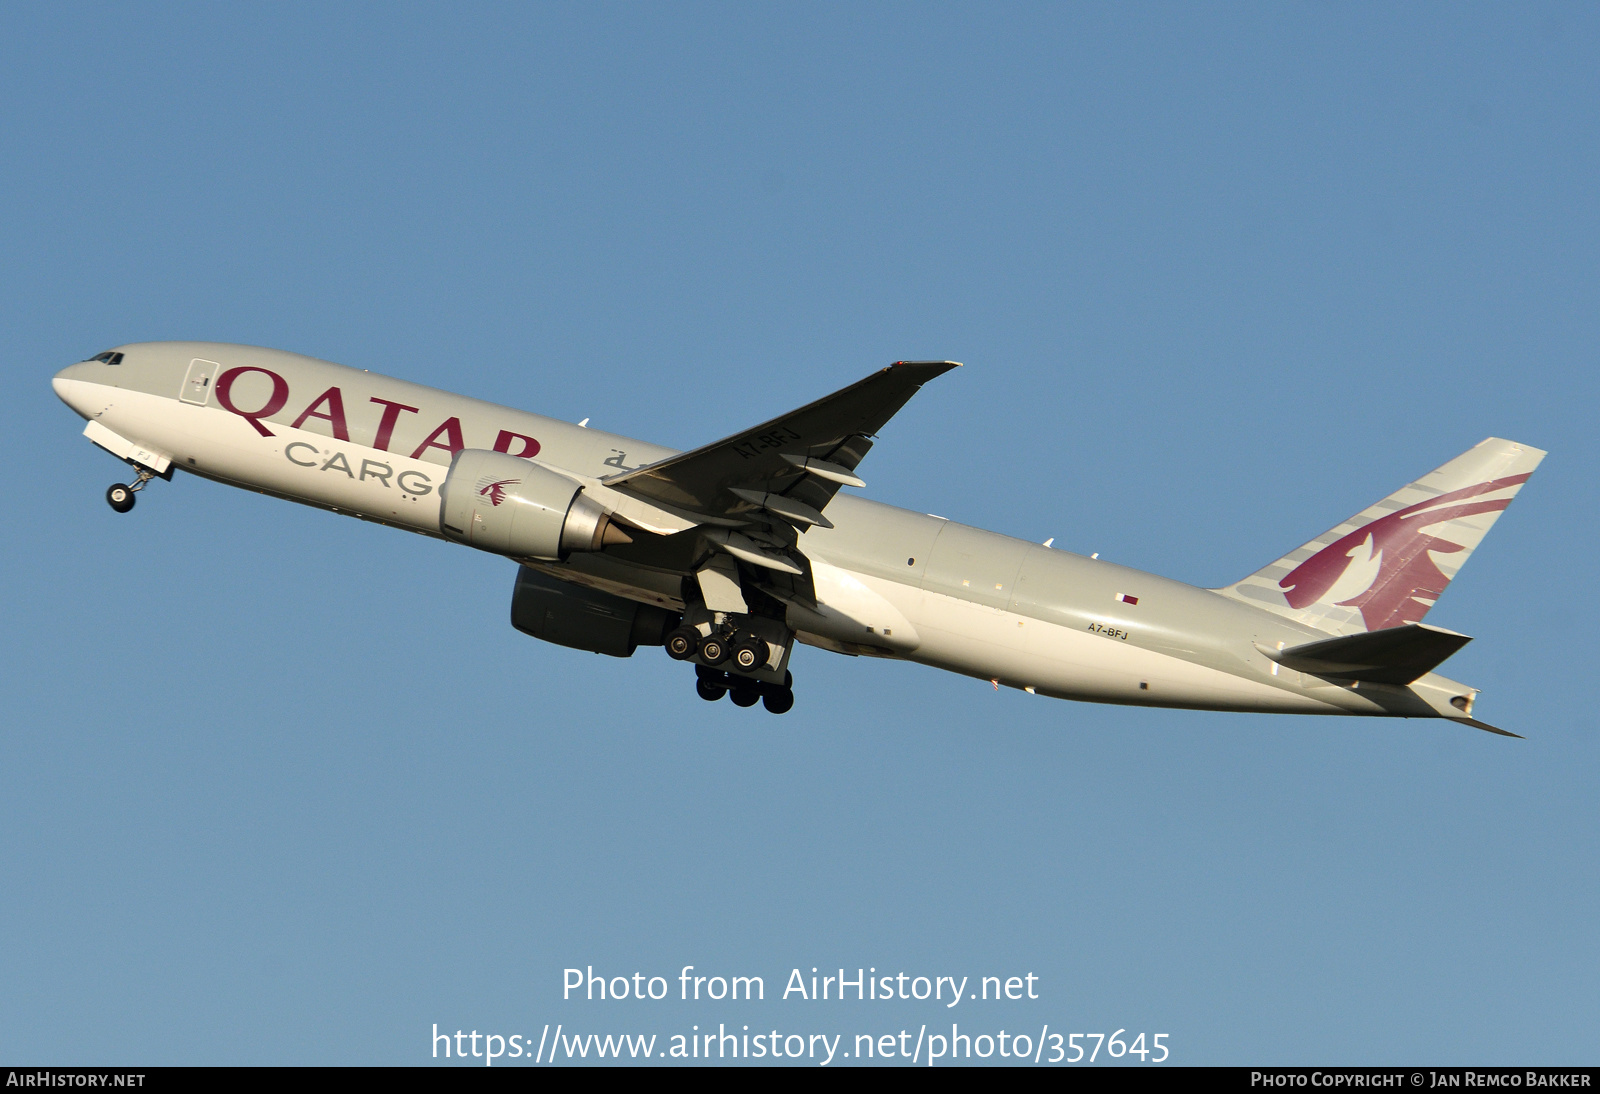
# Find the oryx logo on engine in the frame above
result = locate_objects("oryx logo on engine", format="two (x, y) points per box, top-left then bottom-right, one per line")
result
(477, 478), (519, 506)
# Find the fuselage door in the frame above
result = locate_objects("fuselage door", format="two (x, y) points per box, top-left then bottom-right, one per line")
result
(180, 359), (220, 406)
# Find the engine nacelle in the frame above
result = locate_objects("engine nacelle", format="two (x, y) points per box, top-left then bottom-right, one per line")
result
(439, 449), (630, 560)
(510, 566), (679, 657)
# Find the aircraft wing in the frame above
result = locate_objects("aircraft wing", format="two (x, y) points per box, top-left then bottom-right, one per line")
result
(603, 361), (959, 526)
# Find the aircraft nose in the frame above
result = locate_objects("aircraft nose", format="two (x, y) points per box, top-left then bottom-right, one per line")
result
(54, 361), (96, 385)
(53, 361), (102, 417)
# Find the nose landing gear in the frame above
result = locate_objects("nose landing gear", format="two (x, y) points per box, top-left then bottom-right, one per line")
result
(105, 467), (159, 513)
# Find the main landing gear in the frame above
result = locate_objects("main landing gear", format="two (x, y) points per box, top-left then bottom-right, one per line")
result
(106, 467), (159, 513)
(694, 665), (795, 715)
(668, 621), (795, 714)
(666, 624), (770, 669)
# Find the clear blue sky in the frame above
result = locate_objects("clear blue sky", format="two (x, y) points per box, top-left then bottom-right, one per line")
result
(2, 2), (1595, 1066)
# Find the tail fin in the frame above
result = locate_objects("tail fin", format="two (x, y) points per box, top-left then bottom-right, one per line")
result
(1215, 438), (1545, 635)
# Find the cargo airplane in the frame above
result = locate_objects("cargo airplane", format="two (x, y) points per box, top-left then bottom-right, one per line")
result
(53, 344), (1542, 732)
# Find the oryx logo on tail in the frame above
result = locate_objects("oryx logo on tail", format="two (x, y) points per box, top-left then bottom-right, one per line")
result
(1279, 473), (1531, 632)
(476, 477), (519, 506)
(1216, 438), (1546, 637)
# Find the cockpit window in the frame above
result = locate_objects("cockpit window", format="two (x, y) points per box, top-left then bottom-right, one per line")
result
(88, 351), (125, 365)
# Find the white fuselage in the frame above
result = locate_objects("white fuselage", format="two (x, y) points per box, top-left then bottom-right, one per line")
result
(53, 343), (1468, 721)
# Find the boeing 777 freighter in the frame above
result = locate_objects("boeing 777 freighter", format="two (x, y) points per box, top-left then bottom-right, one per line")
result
(53, 344), (1542, 732)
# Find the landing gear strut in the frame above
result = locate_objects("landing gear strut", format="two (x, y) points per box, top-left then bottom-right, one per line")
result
(105, 467), (158, 513)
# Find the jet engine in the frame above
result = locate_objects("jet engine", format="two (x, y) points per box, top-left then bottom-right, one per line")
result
(439, 449), (631, 560)
(510, 566), (679, 657)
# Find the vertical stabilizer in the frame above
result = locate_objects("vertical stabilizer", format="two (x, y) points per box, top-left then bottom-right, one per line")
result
(1215, 438), (1545, 635)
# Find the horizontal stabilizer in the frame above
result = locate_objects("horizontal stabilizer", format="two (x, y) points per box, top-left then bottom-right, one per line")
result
(1264, 623), (1472, 684)
(1449, 717), (1523, 739)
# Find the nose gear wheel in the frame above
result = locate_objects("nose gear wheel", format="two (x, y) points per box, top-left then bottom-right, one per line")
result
(105, 467), (159, 513)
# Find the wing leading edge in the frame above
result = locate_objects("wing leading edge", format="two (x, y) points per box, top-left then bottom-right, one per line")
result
(603, 361), (960, 524)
